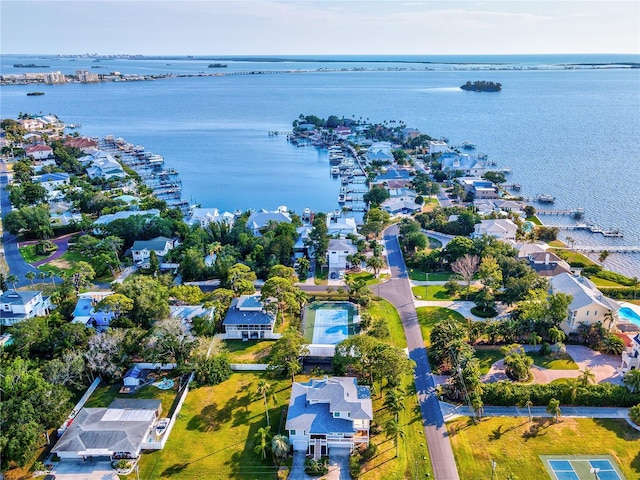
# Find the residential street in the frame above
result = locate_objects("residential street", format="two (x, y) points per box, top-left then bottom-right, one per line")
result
(0, 158), (39, 287)
(378, 224), (460, 480)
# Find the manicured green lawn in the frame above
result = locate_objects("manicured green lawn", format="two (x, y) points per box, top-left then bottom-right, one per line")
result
(527, 351), (579, 370)
(407, 270), (451, 282)
(473, 348), (505, 375)
(18, 244), (52, 264)
(526, 216), (543, 226)
(127, 373), (290, 480)
(225, 340), (274, 364)
(347, 271), (389, 286)
(415, 307), (466, 347)
(590, 276), (625, 287)
(449, 417), (640, 480)
(412, 284), (456, 300)
(366, 298), (407, 349)
(85, 379), (179, 410)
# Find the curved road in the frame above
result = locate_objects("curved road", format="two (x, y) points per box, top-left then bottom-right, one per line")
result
(379, 224), (460, 480)
(0, 159), (39, 287)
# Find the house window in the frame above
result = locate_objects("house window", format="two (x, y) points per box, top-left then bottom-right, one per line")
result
(333, 412), (340, 418)
(290, 430), (296, 436)
(586, 311), (589, 316)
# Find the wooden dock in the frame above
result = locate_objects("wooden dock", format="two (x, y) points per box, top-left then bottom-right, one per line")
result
(537, 208), (585, 219)
(573, 246), (640, 253)
(555, 224), (623, 237)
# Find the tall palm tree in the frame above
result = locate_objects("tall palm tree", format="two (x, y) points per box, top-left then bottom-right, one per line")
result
(25, 271), (36, 290)
(383, 389), (405, 421)
(623, 369), (640, 394)
(271, 434), (290, 465)
(384, 419), (405, 458)
(603, 309), (617, 331)
(253, 426), (272, 460)
(7, 274), (19, 290)
(524, 399), (534, 422)
(256, 380), (275, 426)
(631, 277), (639, 300)
(546, 398), (561, 423)
(471, 395), (484, 422)
(577, 367), (596, 387)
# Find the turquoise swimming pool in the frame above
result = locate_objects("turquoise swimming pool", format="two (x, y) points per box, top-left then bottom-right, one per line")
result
(618, 306), (640, 327)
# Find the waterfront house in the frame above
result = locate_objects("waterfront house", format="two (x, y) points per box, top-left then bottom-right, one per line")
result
(33, 172), (71, 200)
(381, 196), (422, 215)
(366, 142), (394, 164)
(458, 177), (499, 200)
(286, 376), (372, 457)
(527, 251), (572, 277)
(472, 219), (518, 241)
(64, 136), (98, 153)
(0, 290), (51, 327)
(442, 153), (486, 177)
(620, 333), (640, 374)
(221, 294), (278, 340)
(327, 239), (357, 279)
(549, 273), (620, 335)
(294, 226), (314, 260)
(52, 399), (163, 460)
(326, 213), (358, 237)
(25, 143), (53, 160)
(188, 207), (235, 228)
(428, 140), (449, 154)
(130, 236), (177, 267)
(93, 209), (160, 228)
(246, 207), (292, 236)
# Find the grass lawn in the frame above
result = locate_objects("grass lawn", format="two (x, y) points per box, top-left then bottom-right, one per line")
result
(18, 244), (52, 264)
(473, 348), (505, 375)
(313, 268), (328, 285)
(127, 373), (291, 480)
(448, 417), (640, 480)
(37, 250), (115, 283)
(526, 216), (543, 226)
(347, 271), (389, 286)
(85, 379), (180, 410)
(549, 248), (598, 268)
(365, 298), (407, 349)
(415, 307), (466, 347)
(590, 276), (626, 287)
(407, 270), (451, 282)
(225, 340), (274, 364)
(527, 351), (579, 370)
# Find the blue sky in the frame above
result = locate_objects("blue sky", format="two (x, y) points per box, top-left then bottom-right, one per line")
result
(1, 1), (638, 55)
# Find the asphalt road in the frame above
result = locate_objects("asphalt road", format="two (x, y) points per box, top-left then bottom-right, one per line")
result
(379, 224), (460, 480)
(0, 159), (39, 287)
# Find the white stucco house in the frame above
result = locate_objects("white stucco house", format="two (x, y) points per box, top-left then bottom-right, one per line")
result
(549, 273), (620, 335)
(130, 236), (177, 266)
(245, 207), (292, 236)
(25, 144), (53, 160)
(327, 239), (357, 279)
(286, 376), (372, 458)
(188, 207), (235, 229)
(472, 219), (518, 241)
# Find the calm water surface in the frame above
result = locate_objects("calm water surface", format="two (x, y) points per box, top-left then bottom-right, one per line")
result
(1, 55), (639, 276)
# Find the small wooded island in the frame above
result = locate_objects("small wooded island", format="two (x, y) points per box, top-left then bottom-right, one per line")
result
(460, 80), (502, 92)
(208, 63), (228, 68)
(26, 91), (45, 96)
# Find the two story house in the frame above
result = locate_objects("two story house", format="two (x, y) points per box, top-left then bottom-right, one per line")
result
(0, 290), (52, 326)
(221, 294), (278, 340)
(620, 333), (640, 374)
(327, 239), (357, 279)
(286, 376), (372, 458)
(130, 236), (177, 267)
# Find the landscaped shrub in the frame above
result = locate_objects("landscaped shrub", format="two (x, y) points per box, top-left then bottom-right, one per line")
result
(481, 381), (640, 407)
(470, 306), (497, 318)
(359, 442), (378, 461)
(630, 404), (640, 426)
(349, 451), (362, 478)
(304, 457), (329, 476)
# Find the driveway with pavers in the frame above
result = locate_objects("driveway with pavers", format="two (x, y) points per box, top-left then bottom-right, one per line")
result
(47, 460), (119, 480)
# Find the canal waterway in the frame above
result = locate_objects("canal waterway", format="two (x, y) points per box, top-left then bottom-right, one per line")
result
(1, 54), (639, 277)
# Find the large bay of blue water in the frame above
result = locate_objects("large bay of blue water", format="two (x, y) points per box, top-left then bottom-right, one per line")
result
(1, 55), (639, 276)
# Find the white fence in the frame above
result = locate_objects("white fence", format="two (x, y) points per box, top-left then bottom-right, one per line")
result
(134, 362), (177, 370)
(230, 363), (269, 371)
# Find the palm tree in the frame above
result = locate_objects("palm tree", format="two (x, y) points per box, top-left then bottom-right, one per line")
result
(523, 399), (534, 422)
(7, 274), (19, 290)
(471, 395), (484, 422)
(565, 236), (575, 249)
(577, 367), (595, 387)
(25, 271), (36, 290)
(256, 380), (275, 426)
(603, 309), (617, 331)
(47, 270), (56, 287)
(383, 389), (405, 421)
(38, 271), (47, 285)
(527, 332), (542, 347)
(287, 358), (303, 383)
(547, 327), (566, 344)
(271, 434), (290, 465)
(366, 255), (385, 278)
(253, 426), (272, 460)
(598, 250), (610, 265)
(623, 369), (640, 394)
(631, 277), (639, 300)
(546, 398), (561, 423)
(384, 419), (405, 458)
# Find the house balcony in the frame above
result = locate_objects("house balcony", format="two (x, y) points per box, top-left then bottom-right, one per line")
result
(620, 351), (640, 373)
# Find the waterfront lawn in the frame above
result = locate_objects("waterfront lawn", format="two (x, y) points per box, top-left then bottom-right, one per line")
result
(549, 248), (598, 268)
(416, 306), (466, 347)
(526, 216), (543, 226)
(225, 340), (273, 364)
(448, 417), (640, 480)
(128, 373), (290, 480)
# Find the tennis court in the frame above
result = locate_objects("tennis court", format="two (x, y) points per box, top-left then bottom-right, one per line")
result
(541, 455), (626, 480)
(303, 302), (358, 345)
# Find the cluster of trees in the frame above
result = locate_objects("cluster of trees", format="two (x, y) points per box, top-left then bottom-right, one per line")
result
(415, 206), (481, 237)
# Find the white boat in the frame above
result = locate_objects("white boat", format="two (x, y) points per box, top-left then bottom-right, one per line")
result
(338, 194), (346, 203)
(155, 418), (170, 437)
(331, 166), (340, 176)
(462, 141), (476, 149)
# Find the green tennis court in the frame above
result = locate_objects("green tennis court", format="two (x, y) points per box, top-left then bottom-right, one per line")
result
(541, 455), (626, 480)
(303, 301), (358, 345)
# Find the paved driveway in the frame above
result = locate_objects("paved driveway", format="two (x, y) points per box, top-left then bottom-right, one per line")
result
(49, 460), (119, 480)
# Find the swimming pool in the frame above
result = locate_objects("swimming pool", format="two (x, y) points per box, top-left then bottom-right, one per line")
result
(618, 306), (640, 327)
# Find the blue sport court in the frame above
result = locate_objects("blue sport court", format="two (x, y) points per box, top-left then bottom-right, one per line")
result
(303, 302), (358, 345)
(542, 456), (626, 480)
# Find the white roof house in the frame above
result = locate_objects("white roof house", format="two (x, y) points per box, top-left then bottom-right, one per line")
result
(246, 207), (292, 236)
(327, 239), (357, 279)
(326, 213), (358, 237)
(472, 219), (518, 241)
(188, 207), (235, 229)
(0, 290), (51, 327)
(549, 273), (621, 335)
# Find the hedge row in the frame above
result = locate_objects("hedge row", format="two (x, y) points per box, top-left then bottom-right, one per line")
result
(481, 381), (640, 407)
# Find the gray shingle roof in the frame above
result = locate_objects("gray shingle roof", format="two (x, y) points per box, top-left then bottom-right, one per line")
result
(0, 290), (40, 305)
(285, 377), (372, 434)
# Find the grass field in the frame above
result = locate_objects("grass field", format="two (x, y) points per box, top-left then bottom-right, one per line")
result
(449, 417), (640, 480)
(407, 270), (452, 282)
(18, 244), (52, 264)
(225, 340), (274, 364)
(473, 347), (579, 374)
(85, 379), (180, 410)
(365, 299), (406, 349)
(415, 306), (466, 347)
